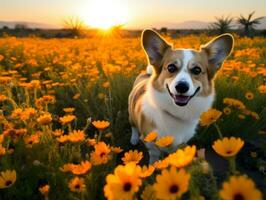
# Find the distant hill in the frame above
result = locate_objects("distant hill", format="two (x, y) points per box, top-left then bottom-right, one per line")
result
(153, 17), (266, 30)
(0, 21), (61, 29)
(0, 17), (266, 30)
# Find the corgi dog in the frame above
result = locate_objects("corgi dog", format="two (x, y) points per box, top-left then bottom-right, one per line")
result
(128, 30), (233, 163)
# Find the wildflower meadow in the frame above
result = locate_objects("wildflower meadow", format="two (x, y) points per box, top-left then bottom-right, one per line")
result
(0, 34), (265, 200)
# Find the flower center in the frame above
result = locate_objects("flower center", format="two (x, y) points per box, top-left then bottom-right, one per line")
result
(75, 184), (81, 189)
(169, 184), (179, 194)
(226, 150), (232, 154)
(234, 193), (245, 200)
(123, 182), (132, 192)
(100, 152), (106, 157)
(5, 180), (12, 186)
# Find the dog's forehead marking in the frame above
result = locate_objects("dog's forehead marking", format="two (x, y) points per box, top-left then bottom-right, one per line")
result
(181, 49), (194, 70)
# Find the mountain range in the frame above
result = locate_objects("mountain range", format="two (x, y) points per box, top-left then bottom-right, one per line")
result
(1, 18), (266, 30)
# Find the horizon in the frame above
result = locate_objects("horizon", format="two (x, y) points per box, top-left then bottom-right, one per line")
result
(1, 0), (266, 29)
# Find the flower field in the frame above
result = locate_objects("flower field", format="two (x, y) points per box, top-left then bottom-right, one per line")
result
(0, 34), (265, 200)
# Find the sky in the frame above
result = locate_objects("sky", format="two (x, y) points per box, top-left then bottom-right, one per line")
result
(0, 0), (266, 29)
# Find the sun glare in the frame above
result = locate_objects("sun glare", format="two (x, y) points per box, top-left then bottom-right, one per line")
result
(80, 0), (129, 30)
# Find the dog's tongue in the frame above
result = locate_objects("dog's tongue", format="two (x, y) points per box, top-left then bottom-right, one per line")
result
(173, 95), (190, 105)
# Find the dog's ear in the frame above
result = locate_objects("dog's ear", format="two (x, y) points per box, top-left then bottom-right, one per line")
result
(201, 34), (234, 79)
(142, 29), (171, 74)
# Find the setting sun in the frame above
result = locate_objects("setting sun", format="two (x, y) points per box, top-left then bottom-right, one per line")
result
(80, 0), (129, 30)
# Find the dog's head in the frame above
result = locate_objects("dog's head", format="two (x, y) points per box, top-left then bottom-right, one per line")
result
(142, 29), (234, 106)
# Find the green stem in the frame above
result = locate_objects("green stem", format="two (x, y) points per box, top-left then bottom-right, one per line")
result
(214, 123), (223, 139)
(228, 157), (236, 174)
(97, 130), (103, 142)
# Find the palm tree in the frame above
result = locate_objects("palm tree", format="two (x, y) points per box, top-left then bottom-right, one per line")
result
(237, 11), (263, 37)
(210, 16), (233, 34)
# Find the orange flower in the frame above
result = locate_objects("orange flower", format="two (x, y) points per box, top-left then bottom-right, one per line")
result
(155, 136), (174, 147)
(153, 159), (169, 170)
(165, 145), (196, 168)
(52, 129), (64, 137)
(212, 137), (244, 158)
(104, 163), (142, 200)
(59, 115), (76, 125)
(223, 107), (231, 115)
(111, 146), (123, 153)
(39, 184), (50, 196)
(0, 144), (6, 156)
(68, 130), (85, 142)
(122, 150), (143, 164)
(63, 107), (75, 113)
(37, 113), (52, 125)
(60, 161), (92, 175)
(87, 138), (97, 146)
(140, 165), (155, 178)
(144, 132), (158, 142)
(92, 120), (110, 130)
(200, 108), (222, 126)
(90, 142), (111, 165)
(24, 134), (40, 148)
(153, 167), (190, 200)
(68, 177), (86, 193)
(245, 92), (254, 100)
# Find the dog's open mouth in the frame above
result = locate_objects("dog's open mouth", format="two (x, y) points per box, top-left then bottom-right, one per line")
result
(166, 84), (200, 106)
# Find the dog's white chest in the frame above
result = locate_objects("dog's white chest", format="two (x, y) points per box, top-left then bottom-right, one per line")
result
(142, 86), (214, 146)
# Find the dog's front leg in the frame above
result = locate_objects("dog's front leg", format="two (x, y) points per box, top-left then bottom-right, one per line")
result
(145, 142), (161, 164)
(130, 127), (140, 145)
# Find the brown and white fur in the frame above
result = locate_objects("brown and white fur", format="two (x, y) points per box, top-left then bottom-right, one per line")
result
(128, 30), (233, 163)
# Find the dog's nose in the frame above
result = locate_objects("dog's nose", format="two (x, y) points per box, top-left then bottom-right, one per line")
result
(175, 81), (189, 94)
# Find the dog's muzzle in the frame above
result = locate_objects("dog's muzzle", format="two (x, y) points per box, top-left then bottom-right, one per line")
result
(166, 84), (200, 106)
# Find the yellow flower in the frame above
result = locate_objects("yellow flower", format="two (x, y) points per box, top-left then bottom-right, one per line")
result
(219, 176), (262, 200)
(59, 115), (76, 125)
(39, 184), (50, 196)
(90, 142), (111, 165)
(165, 145), (196, 168)
(68, 177), (86, 193)
(104, 163), (142, 200)
(37, 113), (52, 125)
(212, 137), (244, 158)
(144, 132), (158, 142)
(155, 136), (174, 147)
(122, 150), (143, 164)
(200, 108), (222, 126)
(223, 107), (231, 115)
(92, 120), (110, 130)
(245, 92), (254, 100)
(153, 167), (190, 200)
(0, 170), (16, 189)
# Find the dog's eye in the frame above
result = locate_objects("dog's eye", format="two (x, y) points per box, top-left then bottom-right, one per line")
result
(191, 66), (202, 75)
(167, 64), (177, 73)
